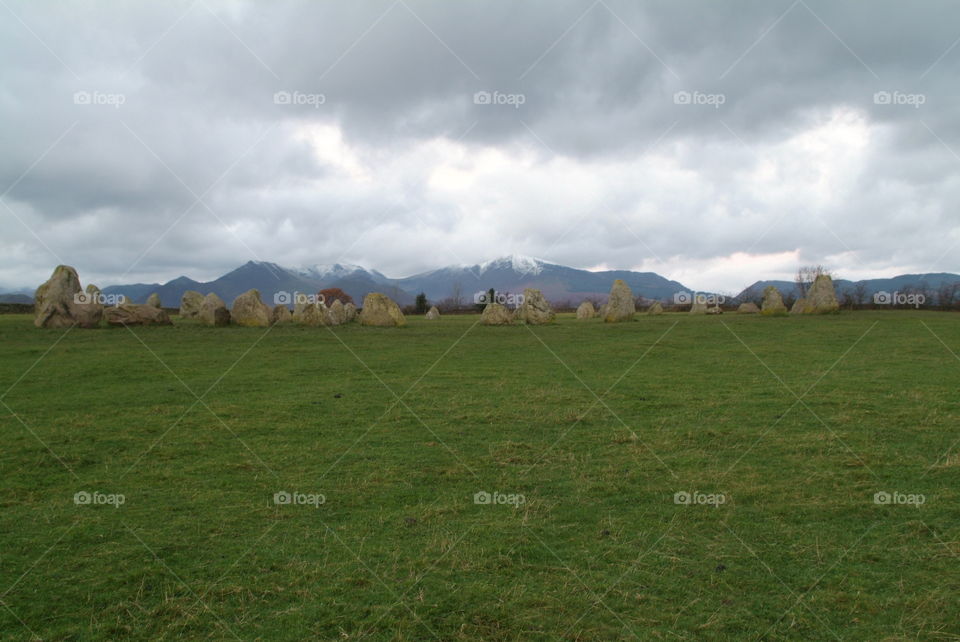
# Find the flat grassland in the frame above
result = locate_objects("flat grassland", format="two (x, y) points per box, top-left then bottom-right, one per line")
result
(1, 311), (958, 640)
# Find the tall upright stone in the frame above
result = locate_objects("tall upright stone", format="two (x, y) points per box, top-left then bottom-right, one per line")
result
(515, 288), (555, 325)
(604, 280), (636, 322)
(800, 275), (840, 314)
(179, 290), (204, 319)
(425, 306), (440, 320)
(481, 303), (513, 325)
(761, 286), (788, 316)
(146, 292), (162, 308)
(359, 293), (406, 327)
(576, 301), (595, 320)
(231, 289), (271, 327)
(647, 302), (664, 315)
(199, 293), (230, 327)
(34, 265), (102, 329)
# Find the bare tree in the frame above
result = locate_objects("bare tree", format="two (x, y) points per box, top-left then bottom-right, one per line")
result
(795, 265), (832, 297)
(451, 281), (463, 310)
(852, 282), (868, 307)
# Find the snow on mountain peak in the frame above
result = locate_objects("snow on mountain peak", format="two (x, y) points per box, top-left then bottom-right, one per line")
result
(478, 254), (547, 276)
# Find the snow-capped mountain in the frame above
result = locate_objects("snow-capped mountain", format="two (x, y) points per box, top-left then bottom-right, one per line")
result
(292, 263), (391, 284)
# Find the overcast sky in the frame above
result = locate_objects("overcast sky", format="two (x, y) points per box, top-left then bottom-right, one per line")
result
(2, 0), (959, 293)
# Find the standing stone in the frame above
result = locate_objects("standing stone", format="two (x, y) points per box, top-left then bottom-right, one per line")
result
(359, 293), (406, 327)
(481, 303), (514, 325)
(293, 300), (325, 327)
(34, 265), (103, 329)
(598, 304), (609, 318)
(790, 298), (807, 315)
(515, 288), (555, 324)
(576, 301), (595, 319)
(425, 306), (440, 320)
(105, 304), (172, 326)
(146, 292), (162, 308)
(231, 289), (271, 327)
(271, 304), (292, 325)
(647, 302), (664, 315)
(344, 302), (358, 322)
(737, 302), (760, 314)
(801, 275), (840, 314)
(706, 306), (723, 315)
(761, 286), (788, 316)
(179, 291), (204, 319)
(604, 280), (636, 322)
(326, 299), (347, 326)
(199, 293), (230, 327)
(690, 300), (708, 315)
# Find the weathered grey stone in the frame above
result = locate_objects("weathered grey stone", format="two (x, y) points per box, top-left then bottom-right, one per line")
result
(34, 265), (102, 329)
(200, 293), (230, 327)
(105, 304), (172, 326)
(146, 292), (162, 308)
(344, 302), (358, 322)
(293, 300), (325, 326)
(481, 303), (514, 325)
(271, 304), (292, 325)
(706, 306), (723, 315)
(231, 289), (271, 327)
(179, 290), (204, 319)
(515, 288), (555, 324)
(647, 301), (664, 315)
(690, 301), (708, 315)
(604, 280), (636, 322)
(326, 299), (347, 326)
(737, 302), (760, 314)
(800, 275), (840, 314)
(425, 306), (440, 320)
(359, 293), (406, 327)
(791, 298), (807, 315)
(761, 286), (788, 316)
(576, 301), (595, 319)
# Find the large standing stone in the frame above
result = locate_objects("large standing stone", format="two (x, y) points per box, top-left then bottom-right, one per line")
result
(604, 280), (636, 322)
(271, 304), (292, 325)
(737, 302), (760, 314)
(515, 288), (555, 325)
(293, 300), (325, 327)
(800, 275), (840, 314)
(231, 289), (271, 327)
(576, 301), (595, 319)
(647, 302), (664, 315)
(34, 265), (103, 329)
(179, 291), (204, 319)
(344, 302), (358, 322)
(761, 286), (788, 316)
(790, 298), (807, 315)
(105, 304), (172, 326)
(146, 292), (162, 308)
(690, 301), (708, 315)
(359, 293), (406, 327)
(425, 306), (440, 320)
(200, 293), (230, 327)
(481, 303), (514, 325)
(326, 299), (347, 326)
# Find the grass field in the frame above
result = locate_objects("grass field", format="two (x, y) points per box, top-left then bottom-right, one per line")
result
(1, 310), (959, 640)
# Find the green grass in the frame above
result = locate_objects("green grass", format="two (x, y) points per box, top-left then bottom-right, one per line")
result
(1, 310), (959, 640)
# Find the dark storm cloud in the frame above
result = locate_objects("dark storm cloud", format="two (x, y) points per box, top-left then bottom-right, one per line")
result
(1, 0), (959, 290)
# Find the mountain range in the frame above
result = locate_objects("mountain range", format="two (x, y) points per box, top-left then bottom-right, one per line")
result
(2, 256), (958, 308)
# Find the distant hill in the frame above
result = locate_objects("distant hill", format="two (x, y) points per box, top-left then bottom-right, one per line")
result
(0, 293), (33, 304)
(737, 273), (960, 302)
